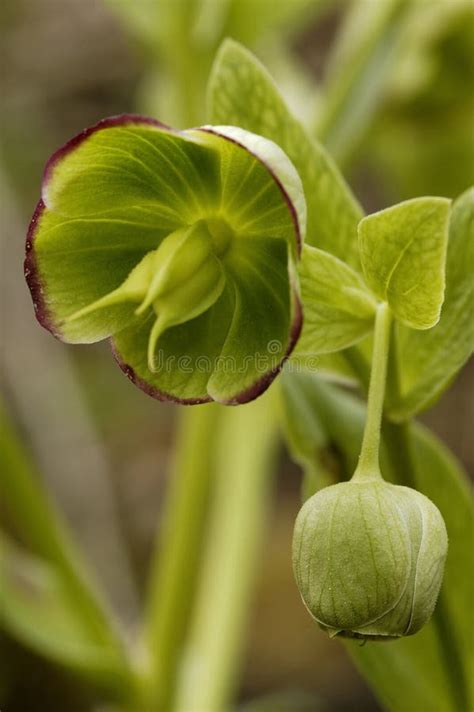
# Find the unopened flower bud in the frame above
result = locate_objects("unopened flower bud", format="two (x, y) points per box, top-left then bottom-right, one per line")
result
(293, 479), (448, 640)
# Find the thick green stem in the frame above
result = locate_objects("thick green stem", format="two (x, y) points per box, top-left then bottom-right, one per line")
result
(172, 393), (280, 712)
(135, 404), (219, 710)
(353, 303), (392, 480)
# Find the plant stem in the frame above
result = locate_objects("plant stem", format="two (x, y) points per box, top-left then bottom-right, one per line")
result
(353, 302), (392, 480)
(134, 404), (219, 710)
(172, 393), (280, 712)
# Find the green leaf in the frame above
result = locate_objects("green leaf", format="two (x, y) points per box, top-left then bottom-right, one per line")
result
(409, 426), (473, 705)
(278, 369), (336, 496)
(358, 197), (451, 329)
(26, 115), (304, 404)
(279, 373), (473, 711)
(207, 39), (363, 268)
(0, 535), (129, 689)
(386, 188), (474, 420)
(293, 245), (376, 358)
(351, 624), (453, 712)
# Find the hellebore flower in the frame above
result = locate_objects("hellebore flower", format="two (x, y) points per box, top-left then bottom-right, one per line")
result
(293, 479), (448, 640)
(25, 115), (305, 404)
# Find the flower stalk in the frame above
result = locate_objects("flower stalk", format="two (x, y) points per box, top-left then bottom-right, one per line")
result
(353, 302), (392, 481)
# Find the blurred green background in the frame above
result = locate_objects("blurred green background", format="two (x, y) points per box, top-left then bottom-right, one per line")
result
(1, 0), (473, 710)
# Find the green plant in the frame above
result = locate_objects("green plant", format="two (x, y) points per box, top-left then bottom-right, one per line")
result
(293, 301), (448, 641)
(3, 10), (473, 712)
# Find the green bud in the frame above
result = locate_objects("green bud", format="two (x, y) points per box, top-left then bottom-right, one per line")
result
(292, 479), (448, 640)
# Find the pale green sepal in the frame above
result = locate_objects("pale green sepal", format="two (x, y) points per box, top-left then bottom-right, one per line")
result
(403, 489), (448, 635)
(348, 488), (447, 639)
(31, 208), (162, 344)
(206, 238), (294, 403)
(112, 237), (295, 404)
(292, 245), (376, 358)
(198, 125), (306, 245)
(112, 287), (236, 403)
(358, 197), (451, 329)
(65, 250), (157, 324)
(44, 123), (220, 223)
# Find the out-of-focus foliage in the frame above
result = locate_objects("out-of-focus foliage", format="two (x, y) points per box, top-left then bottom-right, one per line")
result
(105, 0), (330, 126)
(0, 534), (127, 690)
(367, 0), (474, 200)
(240, 688), (329, 711)
(313, 0), (411, 165)
(0, 403), (129, 691)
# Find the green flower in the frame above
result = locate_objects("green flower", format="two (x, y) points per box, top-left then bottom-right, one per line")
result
(293, 479), (448, 640)
(25, 115), (305, 404)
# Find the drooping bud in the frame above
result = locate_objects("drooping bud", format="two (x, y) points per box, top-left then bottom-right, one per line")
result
(292, 479), (448, 640)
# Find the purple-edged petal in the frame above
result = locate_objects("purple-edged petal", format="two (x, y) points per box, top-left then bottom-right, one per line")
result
(194, 125), (305, 256)
(43, 114), (220, 223)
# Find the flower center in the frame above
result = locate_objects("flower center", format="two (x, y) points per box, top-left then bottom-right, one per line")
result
(203, 217), (234, 257)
